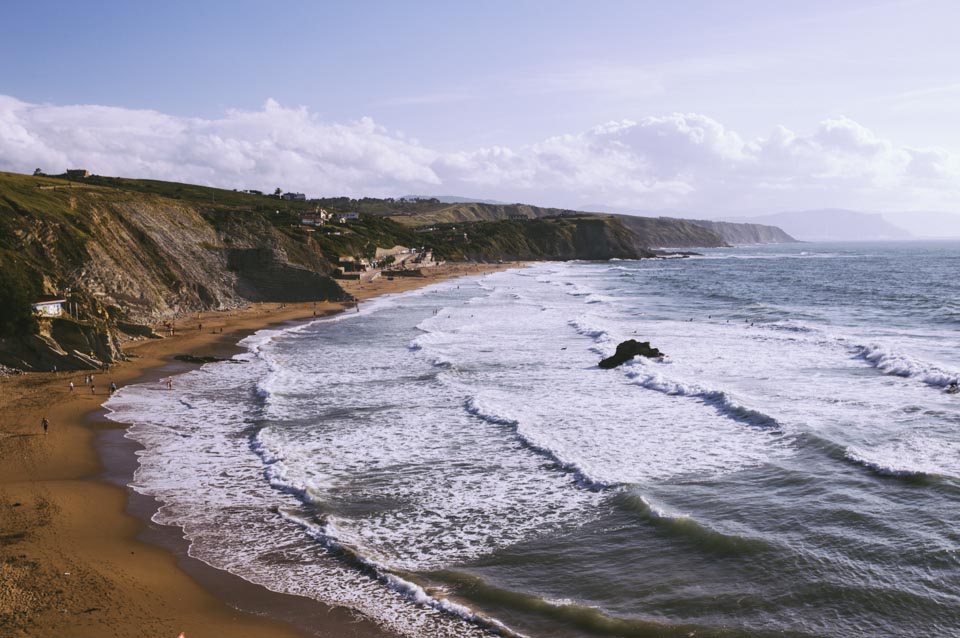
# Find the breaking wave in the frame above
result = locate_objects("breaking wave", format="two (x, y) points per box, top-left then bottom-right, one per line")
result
(855, 343), (960, 389)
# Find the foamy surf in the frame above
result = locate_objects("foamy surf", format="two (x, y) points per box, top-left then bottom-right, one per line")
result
(855, 343), (960, 389)
(103, 246), (960, 638)
(622, 359), (783, 430)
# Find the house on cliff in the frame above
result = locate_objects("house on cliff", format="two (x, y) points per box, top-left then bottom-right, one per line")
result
(32, 296), (67, 317)
(301, 209), (331, 226)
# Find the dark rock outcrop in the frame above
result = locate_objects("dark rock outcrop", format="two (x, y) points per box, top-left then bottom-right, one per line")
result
(599, 339), (664, 369)
(0, 317), (123, 371)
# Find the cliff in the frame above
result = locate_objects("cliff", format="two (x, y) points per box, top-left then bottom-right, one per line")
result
(0, 172), (347, 371)
(614, 215), (728, 248)
(684, 219), (797, 244)
(426, 216), (659, 261)
(388, 203), (767, 248)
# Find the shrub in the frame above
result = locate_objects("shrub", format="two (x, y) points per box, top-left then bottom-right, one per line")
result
(0, 260), (39, 337)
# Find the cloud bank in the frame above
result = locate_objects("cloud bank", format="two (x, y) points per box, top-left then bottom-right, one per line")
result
(2, 94), (959, 214)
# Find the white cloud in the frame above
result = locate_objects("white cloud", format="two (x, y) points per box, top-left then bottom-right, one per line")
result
(2, 94), (960, 214)
(0, 96), (440, 196)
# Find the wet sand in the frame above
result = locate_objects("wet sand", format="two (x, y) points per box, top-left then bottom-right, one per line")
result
(0, 262), (518, 638)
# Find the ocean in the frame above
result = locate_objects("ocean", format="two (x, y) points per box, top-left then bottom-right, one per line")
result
(104, 241), (960, 638)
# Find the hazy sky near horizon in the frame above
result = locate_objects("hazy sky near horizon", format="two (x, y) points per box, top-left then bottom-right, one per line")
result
(3, 0), (960, 223)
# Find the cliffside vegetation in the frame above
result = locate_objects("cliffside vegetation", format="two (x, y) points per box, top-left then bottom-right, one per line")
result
(0, 260), (39, 338)
(426, 216), (657, 261)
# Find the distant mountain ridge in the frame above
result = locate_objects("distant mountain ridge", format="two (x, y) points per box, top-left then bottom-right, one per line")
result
(728, 209), (912, 242)
(880, 210), (960, 239)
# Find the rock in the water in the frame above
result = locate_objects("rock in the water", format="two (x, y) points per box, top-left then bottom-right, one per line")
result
(599, 339), (664, 369)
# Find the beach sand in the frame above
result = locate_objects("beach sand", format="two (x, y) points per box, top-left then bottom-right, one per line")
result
(0, 262), (518, 638)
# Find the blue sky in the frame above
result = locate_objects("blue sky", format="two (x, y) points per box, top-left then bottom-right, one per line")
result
(3, 0), (960, 224)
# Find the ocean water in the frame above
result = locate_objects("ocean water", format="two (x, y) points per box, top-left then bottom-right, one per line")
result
(105, 241), (960, 638)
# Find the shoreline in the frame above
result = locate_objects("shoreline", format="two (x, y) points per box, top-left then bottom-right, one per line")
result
(0, 262), (519, 638)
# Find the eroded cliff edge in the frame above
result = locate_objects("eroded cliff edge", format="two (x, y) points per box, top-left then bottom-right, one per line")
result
(0, 173), (345, 370)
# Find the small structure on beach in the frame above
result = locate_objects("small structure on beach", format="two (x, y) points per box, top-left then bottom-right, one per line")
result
(31, 295), (67, 317)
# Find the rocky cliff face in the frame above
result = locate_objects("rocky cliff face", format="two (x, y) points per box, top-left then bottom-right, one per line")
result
(397, 204), (733, 248)
(685, 219), (797, 244)
(435, 216), (659, 262)
(614, 215), (728, 248)
(0, 172), (346, 370)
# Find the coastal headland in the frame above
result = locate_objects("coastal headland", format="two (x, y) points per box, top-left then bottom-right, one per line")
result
(0, 262), (512, 638)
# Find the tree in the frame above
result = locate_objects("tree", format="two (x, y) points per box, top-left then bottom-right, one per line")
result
(274, 188), (282, 197)
(33, 168), (43, 176)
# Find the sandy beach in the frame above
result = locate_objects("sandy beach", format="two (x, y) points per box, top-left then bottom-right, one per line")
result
(0, 262), (516, 638)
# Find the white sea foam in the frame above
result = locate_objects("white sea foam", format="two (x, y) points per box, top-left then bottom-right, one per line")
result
(856, 343), (960, 389)
(277, 509), (530, 638)
(636, 494), (689, 521)
(102, 255), (960, 638)
(622, 358), (782, 430)
(845, 434), (960, 478)
(105, 347), (506, 637)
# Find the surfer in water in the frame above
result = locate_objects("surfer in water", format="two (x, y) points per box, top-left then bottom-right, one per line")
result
(947, 381), (960, 395)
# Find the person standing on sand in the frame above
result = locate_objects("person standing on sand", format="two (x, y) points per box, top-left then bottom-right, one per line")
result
(69, 381), (74, 392)
(90, 384), (95, 395)
(41, 416), (49, 435)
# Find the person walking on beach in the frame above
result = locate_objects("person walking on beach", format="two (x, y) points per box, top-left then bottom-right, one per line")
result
(109, 382), (117, 394)
(90, 384), (96, 395)
(69, 381), (75, 392)
(166, 378), (173, 390)
(41, 416), (49, 435)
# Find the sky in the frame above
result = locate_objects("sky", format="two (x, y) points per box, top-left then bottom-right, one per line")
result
(3, 0), (960, 226)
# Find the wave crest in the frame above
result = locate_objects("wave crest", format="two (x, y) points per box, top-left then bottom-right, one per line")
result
(856, 343), (959, 389)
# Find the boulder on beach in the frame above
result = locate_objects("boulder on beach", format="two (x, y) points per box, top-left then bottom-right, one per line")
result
(599, 339), (664, 369)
